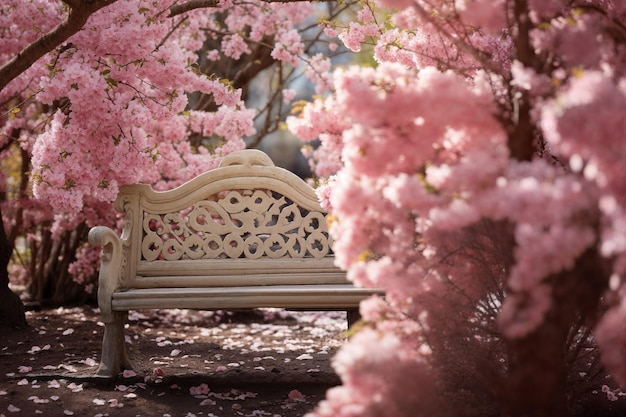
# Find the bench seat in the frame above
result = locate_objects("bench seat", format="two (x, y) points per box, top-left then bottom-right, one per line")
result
(112, 285), (373, 310)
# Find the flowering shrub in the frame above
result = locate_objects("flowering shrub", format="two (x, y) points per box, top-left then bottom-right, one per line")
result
(288, 1), (626, 416)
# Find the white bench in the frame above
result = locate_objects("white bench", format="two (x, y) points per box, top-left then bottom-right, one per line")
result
(89, 149), (377, 378)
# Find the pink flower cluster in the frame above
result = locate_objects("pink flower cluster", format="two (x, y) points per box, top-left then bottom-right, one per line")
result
(3, 0), (325, 222)
(2, 0), (285, 225)
(311, 325), (436, 417)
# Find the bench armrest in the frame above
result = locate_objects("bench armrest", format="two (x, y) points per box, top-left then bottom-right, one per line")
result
(89, 226), (123, 323)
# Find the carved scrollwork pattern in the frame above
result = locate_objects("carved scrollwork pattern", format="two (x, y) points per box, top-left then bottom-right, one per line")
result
(141, 190), (331, 260)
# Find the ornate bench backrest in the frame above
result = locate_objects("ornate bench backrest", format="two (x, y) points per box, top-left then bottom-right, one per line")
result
(140, 187), (329, 261)
(113, 150), (337, 288)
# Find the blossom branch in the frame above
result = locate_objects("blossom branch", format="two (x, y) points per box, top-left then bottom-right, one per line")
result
(408, 2), (502, 75)
(169, 0), (320, 17)
(0, 0), (118, 92)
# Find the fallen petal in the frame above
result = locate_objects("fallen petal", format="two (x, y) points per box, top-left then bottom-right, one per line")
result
(199, 399), (216, 406)
(84, 358), (97, 367)
(288, 389), (306, 402)
(122, 370), (137, 378)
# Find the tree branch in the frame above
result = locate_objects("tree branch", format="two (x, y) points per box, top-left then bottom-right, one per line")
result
(169, 0), (319, 17)
(0, 0), (118, 92)
(169, 0), (220, 16)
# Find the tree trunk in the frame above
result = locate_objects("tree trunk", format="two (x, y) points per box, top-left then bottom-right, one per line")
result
(503, 248), (609, 417)
(0, 205), (27, 330)
(27, 224), (92, 307)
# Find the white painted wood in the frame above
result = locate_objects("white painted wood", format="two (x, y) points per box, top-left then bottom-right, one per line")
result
(111, 285), (373, 310)
(89, 149), (381, 378)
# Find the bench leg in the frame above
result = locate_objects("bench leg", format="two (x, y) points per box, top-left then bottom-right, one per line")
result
(96, 311), (131, 378)
(347, 309), (361, 328)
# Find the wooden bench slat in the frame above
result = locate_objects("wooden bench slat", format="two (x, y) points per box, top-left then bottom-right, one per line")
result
(112, 285), (375, 310)
(135, 257), (339, 276)
(130, 272), (350, 288)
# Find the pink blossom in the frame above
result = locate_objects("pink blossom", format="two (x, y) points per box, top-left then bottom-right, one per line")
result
(596, 300), (626, 386)
(305, 53), (333, 94)
(222, 34), (251, 60)
(282, 89), (297, 104)
(323, 26), (338, 38)
(455, 0), (506, 34)
(498, 284), (552, 339)
(271, 29), (304, 66)
(373, 0), (414, 11)
(510, 60), (552, 95)
(338, 21), (381, 52)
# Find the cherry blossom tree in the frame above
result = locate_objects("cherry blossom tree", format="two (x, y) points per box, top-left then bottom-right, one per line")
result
(0, 0), (344, 324)
(288, 1), (626, 416)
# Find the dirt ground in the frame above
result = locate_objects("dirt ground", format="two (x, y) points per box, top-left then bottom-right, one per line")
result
(0, 306), (348, 417)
